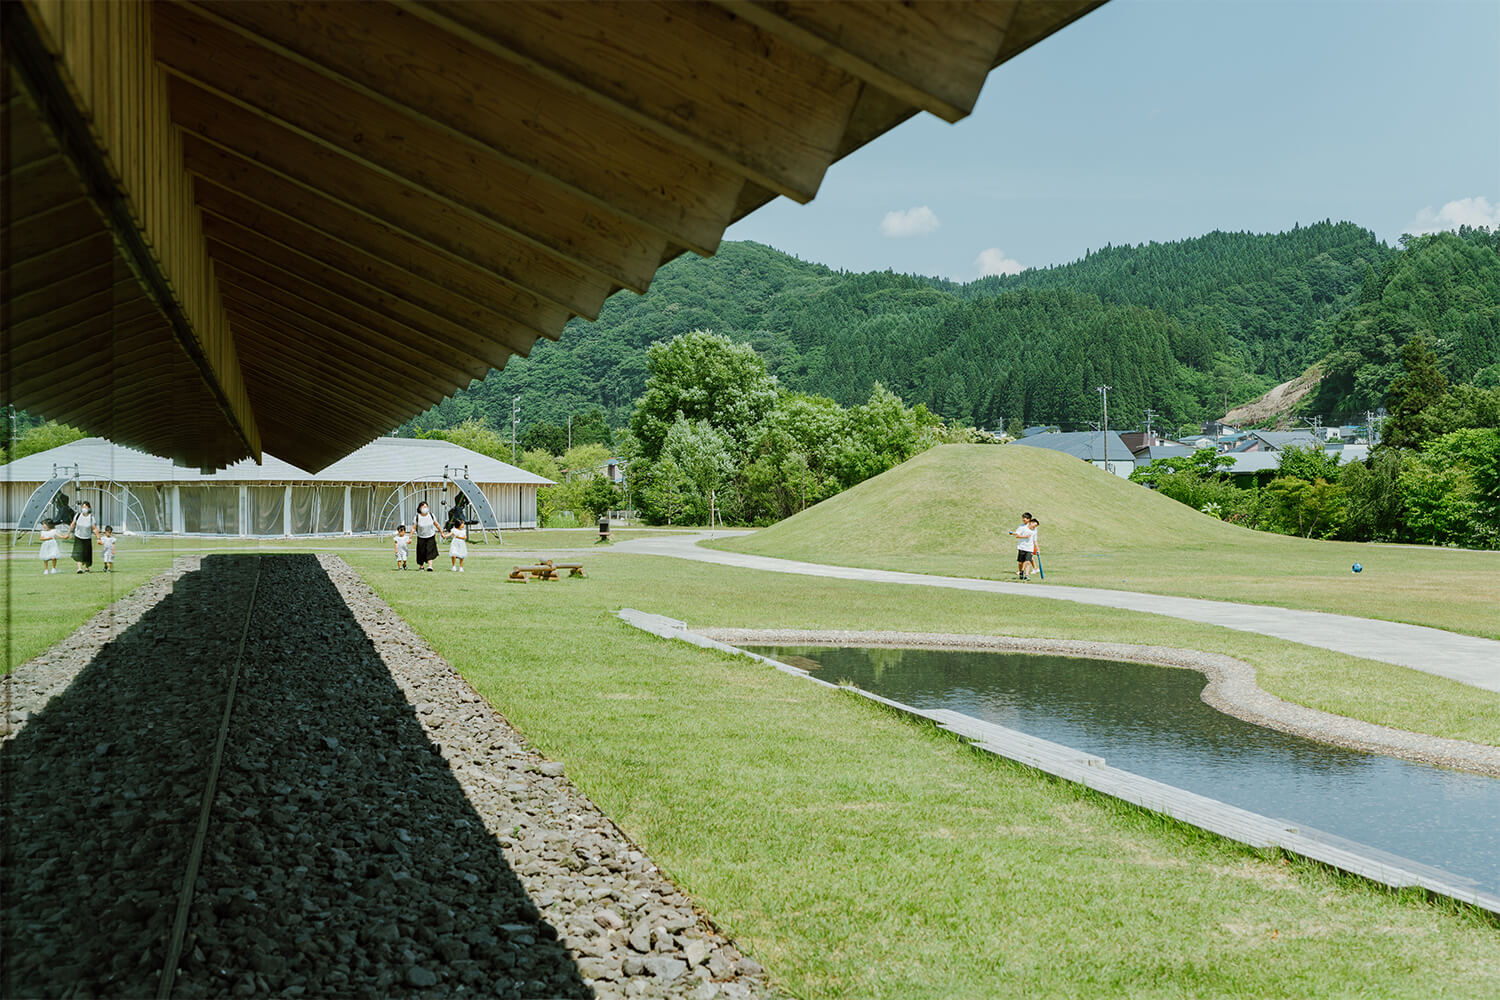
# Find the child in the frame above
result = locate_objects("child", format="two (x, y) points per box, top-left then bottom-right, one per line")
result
(38, 519), (60, 575)
(100, 525), (116, 572)
(394, 524), (410, 570)
(448, 519), (468, 572)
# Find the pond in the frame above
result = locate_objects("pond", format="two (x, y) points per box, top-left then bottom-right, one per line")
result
(747, 645), (1500, 898)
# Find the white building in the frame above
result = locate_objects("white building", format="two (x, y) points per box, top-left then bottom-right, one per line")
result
(3, 437), (552, 536)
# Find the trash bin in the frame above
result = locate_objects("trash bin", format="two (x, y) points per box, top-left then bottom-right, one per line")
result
(598, 517), (611, 542)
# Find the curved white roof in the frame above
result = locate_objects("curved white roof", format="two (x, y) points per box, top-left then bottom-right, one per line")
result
(2, 437), (553, 486)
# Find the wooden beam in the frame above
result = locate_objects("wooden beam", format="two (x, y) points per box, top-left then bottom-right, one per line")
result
(2, 231), (117, 298)
(214, 278), (483, 398)
(180, 133), (607, 321)
(156, 2), (722, 260)
(199, 223), (531, 367)
(711, 1), (1017, 123)
(408, 0), (861, 202)
(208, 244), (512, 375)
(206, 237), (521, 370)
(239, 351), (418, 436)
(199, 212), (541, 349)
(229, 312), (457, 424)
(150, 15), (672, 293)
(191, 178), (569, 342)
(188, 0), (743, 259)
(8, 0), (260, 465)
(170, 89), (628, 312)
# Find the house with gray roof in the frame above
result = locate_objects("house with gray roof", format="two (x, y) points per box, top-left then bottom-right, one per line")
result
(1008, 430), (1136, 477)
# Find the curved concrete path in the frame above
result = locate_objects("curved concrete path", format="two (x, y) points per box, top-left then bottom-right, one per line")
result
(613, 532), (1500, 693)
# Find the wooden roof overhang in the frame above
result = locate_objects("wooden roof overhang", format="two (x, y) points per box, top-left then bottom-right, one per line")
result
(3, 0), (1103, 472)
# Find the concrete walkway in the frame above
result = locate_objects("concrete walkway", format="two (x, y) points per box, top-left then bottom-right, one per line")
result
(613, 532), (1500, 693)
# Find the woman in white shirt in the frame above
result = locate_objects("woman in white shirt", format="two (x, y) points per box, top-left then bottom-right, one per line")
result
(70, 500), (98, 574)
(412, 501), (447, 572)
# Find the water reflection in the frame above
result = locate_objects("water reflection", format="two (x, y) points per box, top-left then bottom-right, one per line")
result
(749, 645), (1500, 897)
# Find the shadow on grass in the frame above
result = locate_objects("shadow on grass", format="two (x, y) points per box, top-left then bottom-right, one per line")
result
(1, 554), (586, 998)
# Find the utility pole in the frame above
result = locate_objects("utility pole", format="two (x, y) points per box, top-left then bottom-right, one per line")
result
(1366, 409), (1376, 446)
(1096, 385), (1111, 473)
(511, 396), (520, 462)
(1144, 407), (1156, 445)
(567, 413), (572, 452)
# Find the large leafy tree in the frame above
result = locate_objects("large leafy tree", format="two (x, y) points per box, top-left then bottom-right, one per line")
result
(630, 330), (777, 460)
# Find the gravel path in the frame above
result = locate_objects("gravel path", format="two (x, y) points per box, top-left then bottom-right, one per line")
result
(700, 629), (1500, 779)
(2, 554), (770, 999)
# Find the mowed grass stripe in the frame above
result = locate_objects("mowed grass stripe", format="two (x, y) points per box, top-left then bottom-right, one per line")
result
(349, 551), (1500, 1000)
(710, 445), (1500, 640)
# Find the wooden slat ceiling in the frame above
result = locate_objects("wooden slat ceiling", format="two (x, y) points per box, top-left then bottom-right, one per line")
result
(4, 0), (1103, 472)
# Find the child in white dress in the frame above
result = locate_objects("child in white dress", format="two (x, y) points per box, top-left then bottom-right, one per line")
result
(100, 526), (116, 572)
(38, 520), (60, 574)
(449, 521), (468, 572)
(394, 525), (410, 570)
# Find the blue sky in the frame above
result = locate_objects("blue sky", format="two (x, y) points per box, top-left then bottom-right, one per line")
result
(725, 0), (1500, 281)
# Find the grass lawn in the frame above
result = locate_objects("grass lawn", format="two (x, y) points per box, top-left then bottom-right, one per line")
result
(345, 549), (1500, 1000)
(2, 543), (180, 674)
(709, 445), (1500, 640)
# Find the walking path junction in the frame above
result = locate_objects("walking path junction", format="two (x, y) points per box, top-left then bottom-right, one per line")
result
(611, 532), (1500, 694)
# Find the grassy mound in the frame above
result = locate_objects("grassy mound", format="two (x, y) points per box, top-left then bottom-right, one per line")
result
(712, 444), (1500, 638)
(729, 444), (1237, 559)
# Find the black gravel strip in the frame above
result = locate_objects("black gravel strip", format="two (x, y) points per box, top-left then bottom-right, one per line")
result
(3, 554), (772, 1000)
(173, 554), (588, 998)
(2, 555), (258, 998)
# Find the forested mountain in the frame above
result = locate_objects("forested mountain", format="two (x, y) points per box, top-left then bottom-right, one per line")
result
(405, 222), (1499, 438)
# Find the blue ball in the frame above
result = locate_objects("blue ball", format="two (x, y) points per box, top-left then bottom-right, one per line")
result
(1352, 563), (1363, 573)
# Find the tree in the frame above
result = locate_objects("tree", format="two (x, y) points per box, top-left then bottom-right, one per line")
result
(560, 443), (611, 478)
(659, 416), (734, 523)
(1263, 476), (1346, 539)
(630, 330), (777, 460)
(577, 476), (621, 522)
(7, 421), (85, 463)
(1399, 429), (1500, 548)
(521, 421), (567, 455)
(421, 417), (510, 461)
(1274, 444), (1342, 483)
(1337, 450), (1405, 541)
(1383, 331), (1448, 449)
(517, 449), (561, 482)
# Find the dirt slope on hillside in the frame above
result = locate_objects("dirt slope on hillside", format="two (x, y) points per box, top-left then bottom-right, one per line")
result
(1224, 364), (1323, 426)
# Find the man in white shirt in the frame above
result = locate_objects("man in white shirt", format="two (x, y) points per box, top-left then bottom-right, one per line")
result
(1009, 512), (1035, 581)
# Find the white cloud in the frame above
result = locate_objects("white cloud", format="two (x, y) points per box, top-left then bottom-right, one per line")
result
(975, 247), (1024, 278)
(880, 205), (941, 238)
(1406, 195), (1500, 235)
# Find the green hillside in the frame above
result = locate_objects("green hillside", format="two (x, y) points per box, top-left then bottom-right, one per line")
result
(406, 223), (1411, 436)
(711, 444), (1500, 638)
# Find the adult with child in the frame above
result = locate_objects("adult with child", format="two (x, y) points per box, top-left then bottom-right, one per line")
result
(411, 501), (447, 572)
(69, 499), (98, 574)
(1008, 511), (1036, 581)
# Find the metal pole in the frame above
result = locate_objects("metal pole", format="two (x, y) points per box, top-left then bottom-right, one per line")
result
(1096, 385), (1111, 472)
(511, 396), (520, 462)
